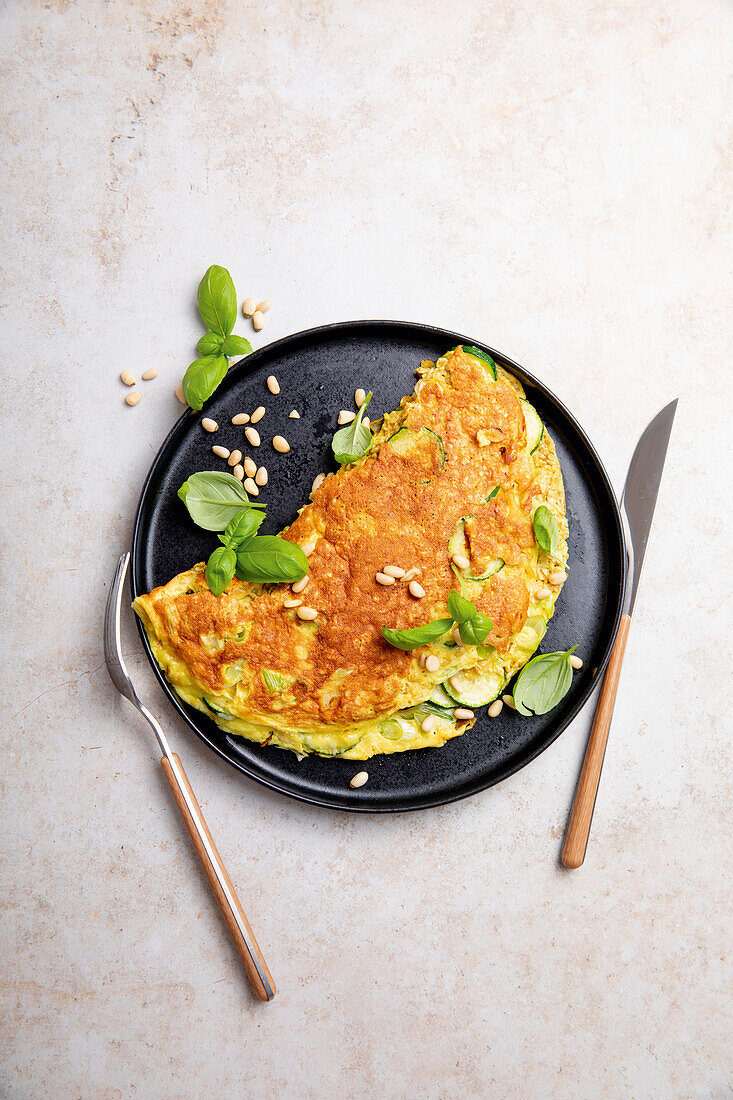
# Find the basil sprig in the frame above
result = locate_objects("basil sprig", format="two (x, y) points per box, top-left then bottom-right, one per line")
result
(533, 504), (560, 557)
(205, 546), (237, 597)
(178, 471), (264, 531)
(381, 618), (454, 651)
(220, 508), (265, 546)
(381, 591), (493, 652)
(512, 646), (578, 716)
(235, 536), (309, 584)
(332, 392), (373, 464)
(182, 265), (253, 411)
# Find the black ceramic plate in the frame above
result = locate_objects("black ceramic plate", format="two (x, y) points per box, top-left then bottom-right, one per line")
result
(131, 321), (626, 813)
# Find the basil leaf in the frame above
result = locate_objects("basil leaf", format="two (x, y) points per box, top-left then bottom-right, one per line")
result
(381, 618), (453, 651)
(533, 504), (560, 557)
(220, 508), (265, 549)
(197, 331), (224, 356)
(220, 334), (253, 358)
(447, 589), (474, 623)
(512, 646), (578, 716)
(235, 536), (309, 584)
(332, 391), (373, 464)
(197, 265), (237, 337)
(205, 546), (236, 597)
(178, 471), (264, 531)
(181, 354), (228, 411)
(461, 345), (497, 378)
(458, 611), (493, 647)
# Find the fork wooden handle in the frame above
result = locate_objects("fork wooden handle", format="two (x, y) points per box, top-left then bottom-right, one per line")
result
(161, 753), (276, 1000)
(561, 614), (631, 869)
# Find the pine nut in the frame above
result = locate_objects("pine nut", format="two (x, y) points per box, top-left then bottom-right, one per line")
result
(266, 375), (280, 394)
(244, 477), (259, 496)
(355, 388), (366, 407)
(289, 410), (300, 419)
(255, 466), (268, 486)
(120, 369), (135, 386)
(243, 457), (257, 477)
(451, 625), (464, 647)
(376, 572), (396, 586)
(311, 473), (325, 493)
(242, 297), (256, 317)
(362, 419), (370, 430)
(536, 588), (552, 600)
(245, 427), (260, 446)
(454, 708), (474, 720)
(233, 464), (244, 480)
(232, 413), (250, 425)
(409, 580), (425, 598)
(302, 541), (317, 557)
(272, 435), (290, 453)
(382, 565), (405, 579)
(418, 654), (427, 669)
(421, 714), (437, 733)
(201, 418), (218, 432)
(403, 568), (422, 582)
(549, 570), (567, 585)
(291, 576), (309, 594)
(451, 553), (470, 571)
(502, 694), (516, 709)
(142, 368), (158, 381)
(212, 445), (230, 459)
(283, 599), (302, 609)
(256, 299), (272, 313)
(425, 655), (440, 673)
(252, 311), (265, 331)
(488, 699), (503, 717)
(449, 676), (462, 690)
(125, 392), (141, 406)
(175, 384), (186, 404)
(350, 771), (369, 788)
(338, 410), (356, 425)
(228, 449), (242, 467)
(250, 406), (265, 424)
(569, 654), (583, 669)
(296, 606), (317, 621)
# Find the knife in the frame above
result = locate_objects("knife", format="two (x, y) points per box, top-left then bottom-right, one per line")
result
(561, 399), (678, 869)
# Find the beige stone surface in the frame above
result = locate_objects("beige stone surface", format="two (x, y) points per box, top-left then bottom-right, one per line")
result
(1, 2), (731, 1097)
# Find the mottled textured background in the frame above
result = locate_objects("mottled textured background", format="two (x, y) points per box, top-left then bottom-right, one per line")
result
(1, 2), (731, 1098)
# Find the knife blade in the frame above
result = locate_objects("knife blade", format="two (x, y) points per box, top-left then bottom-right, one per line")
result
(561, 399), (677, 868)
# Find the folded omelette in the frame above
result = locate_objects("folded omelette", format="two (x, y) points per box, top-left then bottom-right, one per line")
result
(133, 346), (568, 760)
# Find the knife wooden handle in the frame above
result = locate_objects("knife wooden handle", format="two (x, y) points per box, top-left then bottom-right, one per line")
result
(561, 614), (631, 869)
(161, 753), (276, 1000)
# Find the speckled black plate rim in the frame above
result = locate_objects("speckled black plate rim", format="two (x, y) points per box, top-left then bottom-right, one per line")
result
(130, 320), (627, 813)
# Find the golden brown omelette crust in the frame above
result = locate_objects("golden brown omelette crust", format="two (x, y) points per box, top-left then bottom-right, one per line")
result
(139, 349), (545, 723)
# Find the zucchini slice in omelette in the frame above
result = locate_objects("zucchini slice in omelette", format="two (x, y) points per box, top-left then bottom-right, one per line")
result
(133, 346), (568, 760)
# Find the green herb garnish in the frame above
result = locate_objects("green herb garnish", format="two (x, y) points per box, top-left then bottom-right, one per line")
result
(381, 618), (454, 651)
(178, 471), (264, 532)
(512, 646), (578, 716)
(332, 391), (374, 464)
(181, 266), (253, 411)
(532, 504), (560, 557)
(205, 546), (237, 597)
(447, 589), (493, 647)
(234, 536), (309, 585)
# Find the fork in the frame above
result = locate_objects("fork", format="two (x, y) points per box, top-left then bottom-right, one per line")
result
(104, 553), (276, 1001)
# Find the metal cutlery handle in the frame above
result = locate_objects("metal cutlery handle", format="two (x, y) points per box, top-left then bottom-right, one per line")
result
(161, 752), (276, 1000)
(561, 614), (631, 869)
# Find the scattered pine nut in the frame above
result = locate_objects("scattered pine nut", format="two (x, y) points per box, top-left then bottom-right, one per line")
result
(535, 588), (552, 600)
(125, 392), (141, 406)
(382, 565), (405, 579)
(252, 311), (265, 331)
(302, 541), (317, 557)
(245, 427), (261, 446)
(338, 410), (356, 425)
(418, 654), (427, 669)
(451, 553), (470, 571)
(291, 576), (309, 594)
(421, 714), (437, 733)
(212, 445), (230, 459)
(242, 297), (257, 317)
(141, 368), (158, 381)
(549, 570), (568, 585)
(283, 599), (302, 609)
(311, 473), (325, 493)
(451, 625), (464, 647)
(232, 413), (250, 425)
(403, 568), (422, 582)
(362, 418), (370, 430)
(350, 771), (369, 789)
(376, 572), (396, 586)
(228, 449), (243, 467)
(201, 418), (218, 432)
(454, 708), (474, 720)
(244, 477), (259, 496)
(425, 655), (440, 673)
(289, 410), (300, 419)
(121, 369), (135, 386)
(409, 580), (425, 598)
(256, 299), (272, 313)
(233, 464), (244, 481)
(243, 457), (257, 477)
(255, 466), (268, 487)
(569, 654), (583, 669)
(272, 435), (290, 453)
(266, 375), (280, 394)
(296, 606), (318, 621)
(175, 384), (187, 404)
(488, 699), (503, 717)
(502, 694), (516, 709)
(355, 388), (366, 407)
(250, 406), (265, 424)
